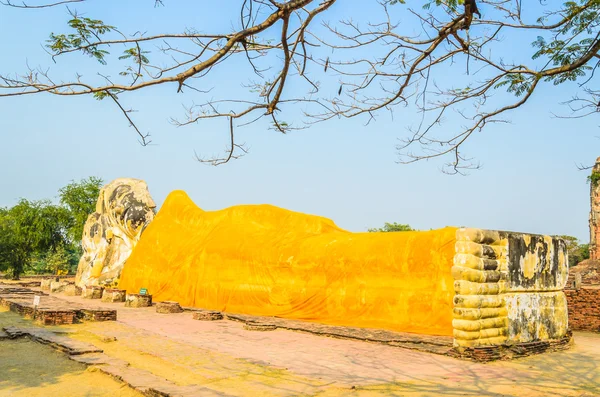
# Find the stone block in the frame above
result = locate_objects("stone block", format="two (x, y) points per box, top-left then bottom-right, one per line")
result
(82, 285), (104, 299)
(101, 289), (127, 303)
(50, 281), (69, 293)
(243, 323), (277, 331)
(125, 293), (152, 308)
(40, 278), (52, 291)
(156, 301), (184, 314)
(64, 285), (83, 296)
(192, 311), (224, 321)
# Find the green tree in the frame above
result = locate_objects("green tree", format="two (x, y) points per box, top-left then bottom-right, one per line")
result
(0, 200), (68, 279)
(59, 176), (103, 244)
(368, 222), (414, 233)
(558, 235), (590, 267)
(44, 245), (72, 275)
(0, 178), (101, 278)
(1, 1), (599, 172)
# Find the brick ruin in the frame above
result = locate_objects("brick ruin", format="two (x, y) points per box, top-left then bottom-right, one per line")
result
(564, 288), (600, 332)
(590, 157), (600, 260)
(563, 159), (600, 333)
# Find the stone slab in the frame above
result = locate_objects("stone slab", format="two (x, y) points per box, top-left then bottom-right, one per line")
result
(2, 326), (103, 355)
(69, 353), (130, 367)
(97, 365), (230, 397)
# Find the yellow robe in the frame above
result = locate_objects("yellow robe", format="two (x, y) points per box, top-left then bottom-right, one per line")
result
(119, 190), (457, 336)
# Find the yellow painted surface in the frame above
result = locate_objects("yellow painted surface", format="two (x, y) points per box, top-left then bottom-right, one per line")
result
(119, 190), (457, 336)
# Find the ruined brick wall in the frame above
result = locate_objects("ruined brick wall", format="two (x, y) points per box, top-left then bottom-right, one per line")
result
(589, 158), (600, 260)
(565, 287), (600, 332)
(568, 259), (600, 286)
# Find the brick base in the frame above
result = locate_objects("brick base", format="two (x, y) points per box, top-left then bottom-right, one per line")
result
(33, 310), (76, 325)
(76, 309), (117, 322)
(449, 332), (573, 362)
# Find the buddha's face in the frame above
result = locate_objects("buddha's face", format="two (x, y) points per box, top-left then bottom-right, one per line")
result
(105, 181), (156, 238)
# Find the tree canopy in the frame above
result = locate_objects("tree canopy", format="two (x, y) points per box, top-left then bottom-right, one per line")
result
(1, 1), (599, 172)
(0, 177), (103, 279)
(559, 235), (590, 267)
(59, 176), (103, 244)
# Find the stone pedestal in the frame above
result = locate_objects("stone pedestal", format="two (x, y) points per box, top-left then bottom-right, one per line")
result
(64, 285), (83, 296)
(192, 311), (224, 321)
(101, 289), (127, 303)
(50, 281), (69, 293)
(40, 278), (52, 291)
(156, 301), (184, 314)
(82, 285), (104, 299)
(125, 293), (152, 308)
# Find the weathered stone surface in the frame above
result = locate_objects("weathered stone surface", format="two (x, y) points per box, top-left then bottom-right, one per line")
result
(101, 289), (126, 303)
(453, 228), (569, 349)
(506, 234), (568, 292)
(192, 310), (224, 321)
(243, 323), (277, 331)
(64, 284), (83, 296)
(75, 178), (156, 288)
(156, 301), (183, 314)
(50, 280), (69, 293)
(82, 285), (104, 299)
(40, 278), (52, 291)
(504, 291), (568, 342)
(125, 293), (152, 308)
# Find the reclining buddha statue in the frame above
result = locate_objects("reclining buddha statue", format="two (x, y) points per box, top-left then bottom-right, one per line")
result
(116, 189), (570, 348)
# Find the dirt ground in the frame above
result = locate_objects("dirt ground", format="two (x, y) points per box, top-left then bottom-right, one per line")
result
(1, 290), (600, 396)
(0, 308), (140, 397)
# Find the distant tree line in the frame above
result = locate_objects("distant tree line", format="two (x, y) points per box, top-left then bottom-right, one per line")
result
(0, 177), (102, 279)
(368, 223), (414, 233)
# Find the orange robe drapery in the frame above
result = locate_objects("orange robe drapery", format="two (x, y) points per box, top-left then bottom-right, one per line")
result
(119, 191), (457, 336)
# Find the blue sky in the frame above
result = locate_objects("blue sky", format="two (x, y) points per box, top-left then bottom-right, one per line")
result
(0, 1), (597, 241)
